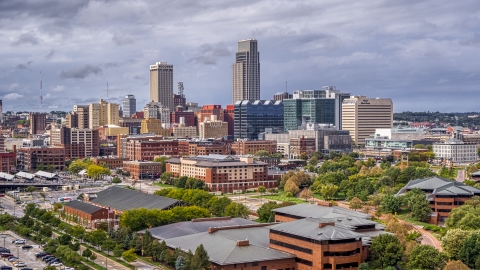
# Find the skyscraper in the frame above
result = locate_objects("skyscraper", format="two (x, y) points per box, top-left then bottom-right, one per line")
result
(122, 95), (136, 117)
(29, 112), (46, 135)
(150, 62), (174, 111)
(232, 39), (260, 103)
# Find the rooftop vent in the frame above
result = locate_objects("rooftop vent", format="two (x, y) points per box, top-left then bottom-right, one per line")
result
(237, 239), (249, 246)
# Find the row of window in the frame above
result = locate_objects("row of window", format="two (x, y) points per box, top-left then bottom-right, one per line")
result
(270, 239), (312, 254)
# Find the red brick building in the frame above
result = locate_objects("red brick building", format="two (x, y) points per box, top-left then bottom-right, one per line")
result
(198, 105), (224, 128)
(18, 146), (66, 171)
(224, 105), (235, 136)
(178, 141), (230, 156)
(63, 200), (110, 229)
(91, 156), (129, 169)
(231, 140), (277, 155)
(123, 161), (162, 179)
(166, 155), (274, 192)
(126, 140), (178, 161)
(290, 136), (316, 159)
(0, 151), (17, 174)
(170, 107), (195, 127)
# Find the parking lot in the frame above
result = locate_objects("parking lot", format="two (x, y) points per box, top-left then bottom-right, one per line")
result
(0, 231), (47, 269)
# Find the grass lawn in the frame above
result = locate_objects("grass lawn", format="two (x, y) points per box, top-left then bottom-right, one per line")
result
(252, 192), (306, 204)
(395, 208), (443, 240)
(83, 244), (135, 270)
(137, 256), (170, 269)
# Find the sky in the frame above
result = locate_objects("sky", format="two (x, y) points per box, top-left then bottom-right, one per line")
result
(1, 0), (480, 113)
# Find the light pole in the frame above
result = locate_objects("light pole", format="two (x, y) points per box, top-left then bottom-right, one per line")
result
(0, 235), (5, 248)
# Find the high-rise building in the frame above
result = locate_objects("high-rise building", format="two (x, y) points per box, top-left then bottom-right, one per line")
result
(342, 96), (393, 145)
(150, 62), (174, 111)
(29, 112), (46, 135)
(198, 105), (224, 126)
(73, 105), (89, 129)
(283, 86), (350, 131)
(88, 99), (119, 129)
(234, 100), (284, 140)
(122, 95), (136, 117)
(224, 105), (235, 136)
(232, 39), (260, 103)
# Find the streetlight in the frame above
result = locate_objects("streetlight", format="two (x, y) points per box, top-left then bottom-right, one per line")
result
(0, 235), (6, 248)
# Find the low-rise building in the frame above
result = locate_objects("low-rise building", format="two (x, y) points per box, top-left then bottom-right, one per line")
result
(18, 146), (66, 171)
(173, 125), (197, 138)
(166, 154), (273, 192)
(123, 161), (163, 179)
(141, 118), (170, 136)
(178, 141), (230, 156)
(231, 140), (277, 155)
(433, 138), (478, 163)
(90, 156), (129, 169)
(125, 140), (178, 161)
(63, 200), (110, 229)
(199, 115), (229, 139)
(397, 176), (480, 224)
(289, 136), (316, 159)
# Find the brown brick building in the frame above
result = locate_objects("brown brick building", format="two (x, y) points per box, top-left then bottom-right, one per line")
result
(178, 141), (230, 156)
(91, 156), (129, 169)
(123, 161), (162, 179)
(198, 105), (224, 128)
(396, 176), (480, 224)
(170, 107), (195, 127)
(224, 105), (235, 137)
(0, 150), (17, 174)
(231, 140), (277, 155)
(290, 136), (316, 159)
(166, 155), (274, 192)
(18, 146), (66, 171)
(63, 200), (111, 229)
(126, 140), (178, 161)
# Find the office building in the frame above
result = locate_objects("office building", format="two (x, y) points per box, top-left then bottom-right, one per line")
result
(66, 113), (78, 128)
(140, 118), (170, 137)
(144, 101), (170, 127)
(198, 105), (224, 125)
(342, 96), (393, 145)
(170, 107), (195, 127)
(125, 139), (178, 161)
(50, 126), (100, 158)
(199, 115), (229, 139)
(284, 87), (350, 131)
(234, 100), (284, 140)
(29, 112), (46, 135)
(173, 118), (197, 138)
(178, 141), (229, 156)
(167, 155), (273, 192)
(18, 146), (66, 171)
(73, 105), (89, 129)
(150, 62), (174, 111)
(88, 99), (119, 129)
(231, 140), (277, 155)
(273, 92), (292, 101)
(397, 176), (480, 224)
(122, 161), (163, 180)
(224, 105), (235, 136)
(432, 138), (478, 163)
(232, 39), (260, 103)
(122, 95), (136, 118)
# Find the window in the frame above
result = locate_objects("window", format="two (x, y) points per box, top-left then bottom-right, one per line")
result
(252, 262), (258, 266)
(261, 267), (267, 270)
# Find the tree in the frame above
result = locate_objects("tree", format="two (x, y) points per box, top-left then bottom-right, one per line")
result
(443, 260), (470, 270)
(254, 150), (269, 157)
(58, 234), (72, 245)
(320, 183), (338, 200)
(87, 164), (111, 180)
(46, 164), (56, 172)
(442, 229), (475, 260)
(224, 202), (250, 218)
(299, 189), (312, 201)
(358, 263), (370, 270)
(284, 179), (299, 195)
(43, 266), (58, 270)
(446, 204), (480, 230)
(82, 248), (92, 260)
(370, 234), (404, 269)
(257, 185), (267, 195)
(26, 185), (36, 195)
(175, 255), (185, 270)
(257, 201), (279, 223)
(153, 156), (169, 172)
(113, 245), (124, 258)
(458, 233), (480, 268)
(349, 197), (363, 211)
(89, 253), (97, 262)
(407, 244), (447, 270)
(122, 248), (137, 262)
(381, 194), (401, 214)
(101, 239), (116, 254)
(192, 244), (210, 269)
(161, 172), (173, 184)
(112, 177), (122, 184)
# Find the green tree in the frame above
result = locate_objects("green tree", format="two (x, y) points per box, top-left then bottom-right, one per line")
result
(299, 189), (312, 201)
(161, 172), (173, 184)
(257, 201), (279, 223)
(284, 179), (299, 195)
(370, 234), (404, 269)
(381, 194), (401, 214)
(102, 239), (116, 254)
(111, 177), (122, 184)
(176, 255), (185, 270)
(36, 163), (46, 171)
(443, 260), (470, 270)
(191, 244), (210, 269)
(349, 197), (363, 211)
(224, 202), (250, 218)
(257, 185), (267, 195)
(87, 164), (111, 180)
(46, 164), (56, 172)
(254, 150), (269, 157)
(43, 266), (58, 270)
(113, 244), (124, 258)
(458, 233), (480, 268)
(153, 156), (169, 172)
(407, 244), (447, 270)
(319, 183), (339, 200)
(26, 185), (36, 195)
(82, 248), (92, 260)
(122, 248), (137, 262)
(89, 253), (97, 262)
(446, 204), (480, 230)
(442, 229), (475, 260)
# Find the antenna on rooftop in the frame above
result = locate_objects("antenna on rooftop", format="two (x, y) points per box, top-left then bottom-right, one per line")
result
(285, 81), (287, 93)
(178, 82), (184, 97)
(40, 71), (43, 112)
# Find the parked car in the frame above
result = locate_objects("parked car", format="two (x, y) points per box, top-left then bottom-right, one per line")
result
(49, 262), (63, 267)
(34, 252), (47, 257)
(21, 245), (33, 250)
(0, 266), (13, 270)
(42, 255), (54, 261)
(8, 256), (19, 262)
(64, 267), (75, 270)
(13, 262), (27, 267)
(20, 268), (33, 270)
(14, 239), (25, 245)
(0, 248), (10, 253)
(0, 253), (13, 258)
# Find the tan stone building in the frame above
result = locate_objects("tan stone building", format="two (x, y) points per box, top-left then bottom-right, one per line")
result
(173, 125), (197, 138)
(342, 96), (393, 145)
(88, 99), (119, 129)
(141, 118), (170, 136)
(199, 115), (228, 139)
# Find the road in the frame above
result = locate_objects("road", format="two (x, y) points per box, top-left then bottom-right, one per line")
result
(456, 169), (465, 182)
(0, 196), (24, 218)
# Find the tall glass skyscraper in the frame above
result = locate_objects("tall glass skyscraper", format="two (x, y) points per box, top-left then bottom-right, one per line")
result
(232, 39), (260, 103)
(234, 100), (283, 140)
(122, 95), (136, 117)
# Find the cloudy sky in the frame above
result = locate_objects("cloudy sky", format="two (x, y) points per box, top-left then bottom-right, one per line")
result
(1, 0), (480, 113)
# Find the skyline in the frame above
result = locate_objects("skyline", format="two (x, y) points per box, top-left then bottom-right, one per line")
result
(1, 0), (480, 112)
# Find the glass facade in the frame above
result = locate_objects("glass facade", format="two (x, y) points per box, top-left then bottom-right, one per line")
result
(284, 98), (336, 131)
(234, 100), (284, 140)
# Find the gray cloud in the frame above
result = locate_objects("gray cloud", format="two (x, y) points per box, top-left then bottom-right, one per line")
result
(188, 43), (231, 65)
(112, 33), (133, 46)
(11, 32), (40, 45)
(60, 65), (102, 79)
(15, 60), (33, 70)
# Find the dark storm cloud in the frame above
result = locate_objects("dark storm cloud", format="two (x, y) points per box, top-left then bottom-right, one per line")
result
(11, 33), (40, 45)
(15, 60), (33, 70)
(188, 43), (231, 65)
(45, 50), (55, 59)
(60, 65), (102, 79)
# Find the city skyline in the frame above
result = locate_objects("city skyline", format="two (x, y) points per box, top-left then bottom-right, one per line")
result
(1, 0), (479, 112)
